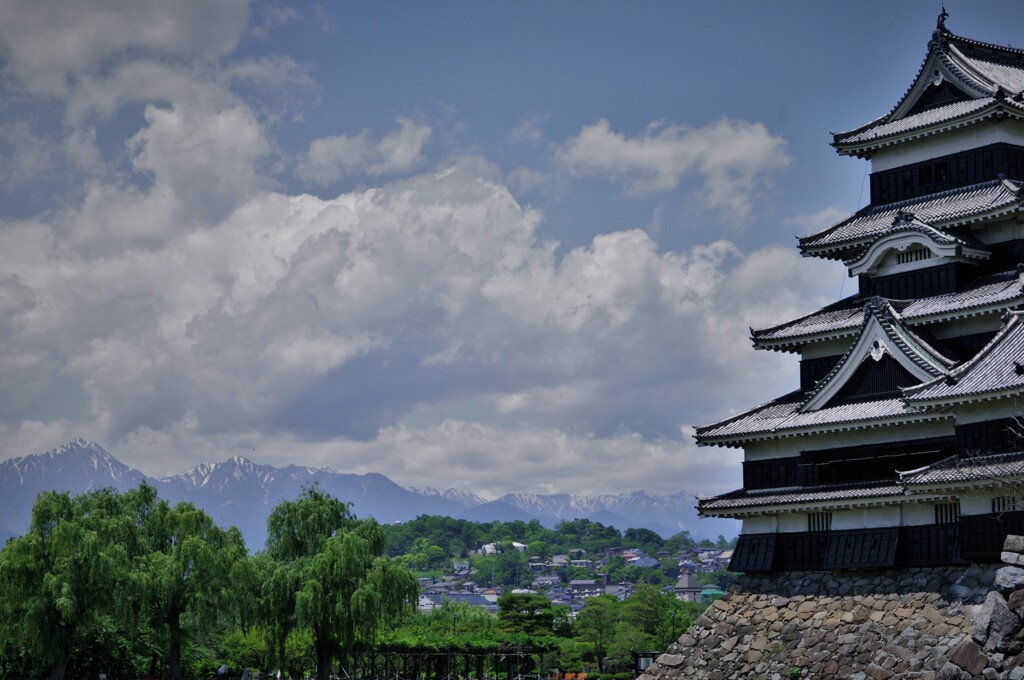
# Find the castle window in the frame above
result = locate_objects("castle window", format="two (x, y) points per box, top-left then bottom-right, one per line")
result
(808, 512), (833, 532)
(993, 496), (1023, 513)
(895, 248), (932, 266)
(934, 503), (960, 525)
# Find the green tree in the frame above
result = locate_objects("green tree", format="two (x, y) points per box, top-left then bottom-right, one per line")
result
(622, 585), (664, 637)
(494, 542), (529, 588)
(470, 554), (498, 586)
(696, 568), (740, 590)
(550, 604), (574, 637)
(575, 595), (618, 672)
(622, 528), (664, 555)
(427, 598), (495, 640)
(263, 486), (417, 680)
(133, 499), (247, 680)
(0, 489), (132, 680)
(526, 540), (551, 560)
(497, 593), (554, 636)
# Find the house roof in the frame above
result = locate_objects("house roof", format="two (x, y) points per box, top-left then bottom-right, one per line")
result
(833, 19), (1024, 157)
(903, 310), (1024, 406)
(674, 573), (700, 590)
(751, 268), (1024, 352)
(421, 592), (498, 609)
(798, 179), (1022, 260)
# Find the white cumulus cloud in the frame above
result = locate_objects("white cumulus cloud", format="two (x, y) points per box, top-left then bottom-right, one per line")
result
(0, 0), (249, 97)
(297, 118), (433, 184)
(557, 118), (789, 221)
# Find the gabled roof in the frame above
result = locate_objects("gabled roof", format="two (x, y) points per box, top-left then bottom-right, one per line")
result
(834, 17), (1024, 157)
(800, 299), (955, 412)
(904, 310), (1024, 407)
(699, 301), (957, 447)
(799, 179), (1022, 259)
(845, 211), (989, 276)
(752, 268), (1024, 352)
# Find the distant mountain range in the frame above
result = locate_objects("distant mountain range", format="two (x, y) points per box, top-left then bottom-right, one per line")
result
(0, 439), (738, 550)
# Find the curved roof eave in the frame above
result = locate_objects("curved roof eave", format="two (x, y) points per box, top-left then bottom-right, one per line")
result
(833, 102), (1024, 159)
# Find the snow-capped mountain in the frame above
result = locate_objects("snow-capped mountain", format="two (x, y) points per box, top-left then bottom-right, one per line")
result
(0, 438), (148, 542)
(410, 486), (488, 508)
(0, 440), (737, 549)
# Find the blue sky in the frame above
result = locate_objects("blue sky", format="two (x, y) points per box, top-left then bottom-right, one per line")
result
(0, 1), (1019, 498)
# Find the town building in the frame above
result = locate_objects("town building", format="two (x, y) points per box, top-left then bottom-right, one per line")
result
(696, 12), (1024, 572)
(673, 572), (702, 603)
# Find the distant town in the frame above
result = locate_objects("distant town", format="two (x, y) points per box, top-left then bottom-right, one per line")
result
(382, 515), (738, 613)
(418, 542), (734, 613)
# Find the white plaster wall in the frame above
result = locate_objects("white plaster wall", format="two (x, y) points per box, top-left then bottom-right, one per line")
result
(778, 514), (807, 533)
(901, 503), (936, 526)
(870, 121), (1024, 172)
(960, 492), (993, 515)
(742, 516), (778, 534)
(833, 507), (901, 530)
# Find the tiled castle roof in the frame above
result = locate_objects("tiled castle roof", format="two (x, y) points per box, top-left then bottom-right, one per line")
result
(752, 268), (1024, 351)
(904, 310), (1024, 406)
(834, 26), (1024, 155)
(700, 301), (958, 447)
(797, 299), (955, 409)
(699, 449), (1024, 515)
(798, 179), (1022, 259)
(835, 98), (1012, 148)
(698, 481), (905, 514)
(900, 450), (1024, 487)
(694, 392), (946, 447)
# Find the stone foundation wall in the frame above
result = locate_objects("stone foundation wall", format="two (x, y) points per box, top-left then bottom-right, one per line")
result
(642, 566), (998, 680)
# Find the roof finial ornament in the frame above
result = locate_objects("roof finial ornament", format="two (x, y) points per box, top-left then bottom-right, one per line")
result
(937, 6), (949, 32)
(894, 210), (916, 226)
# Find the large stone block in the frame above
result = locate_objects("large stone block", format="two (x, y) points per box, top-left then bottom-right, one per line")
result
(1009, 590), (1024, 617)
(1004, 535), (1024, 555)
(973, 591), (1023, 652)
(947, 639), (989, 675)
(938, 661), (973, 679)
(995, 567), (1024, 594)
(656, 654), (685, 669)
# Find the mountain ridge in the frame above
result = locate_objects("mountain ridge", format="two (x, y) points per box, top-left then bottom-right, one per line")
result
(0, 439), (738, 550)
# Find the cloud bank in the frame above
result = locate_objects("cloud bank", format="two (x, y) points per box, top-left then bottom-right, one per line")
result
(0, 1), (837, 498)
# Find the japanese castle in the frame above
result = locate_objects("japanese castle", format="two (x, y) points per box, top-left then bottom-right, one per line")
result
(696, 13), (1024, 572)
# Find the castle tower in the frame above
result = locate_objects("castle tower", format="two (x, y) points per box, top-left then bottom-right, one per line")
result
(696, 13), (1024, 572)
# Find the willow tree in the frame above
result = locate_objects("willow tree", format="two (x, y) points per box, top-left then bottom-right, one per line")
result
(0, 489), (131, 680)
(263, 486), (417, 680)
(133, 500), (248, 680)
